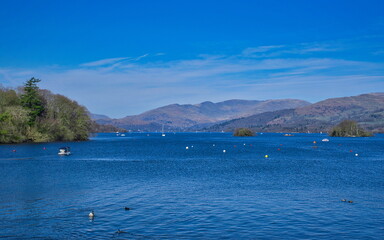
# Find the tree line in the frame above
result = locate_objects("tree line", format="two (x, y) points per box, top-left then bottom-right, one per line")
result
(0, 78), (91, 143)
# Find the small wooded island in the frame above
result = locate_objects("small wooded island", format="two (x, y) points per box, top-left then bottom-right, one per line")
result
(233, 128), (254, 137)
(329, 120), (373, 137)
(0, 78), (92, 143)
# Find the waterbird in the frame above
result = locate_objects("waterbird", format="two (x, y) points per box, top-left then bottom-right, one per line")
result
(124, 207), (131, 210)
(89, 211), (94, 218)
(116, 229), (126, 234)
(341, 199), (347, 202)
(348, 200), (354, 203)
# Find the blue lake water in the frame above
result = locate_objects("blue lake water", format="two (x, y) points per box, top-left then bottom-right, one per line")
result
(0, 132), (384, 239)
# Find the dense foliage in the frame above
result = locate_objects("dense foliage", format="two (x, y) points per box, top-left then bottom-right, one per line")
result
(233, 128), (254, 137)
(329, 120), (373, 137)
(0, 78), (92, 143)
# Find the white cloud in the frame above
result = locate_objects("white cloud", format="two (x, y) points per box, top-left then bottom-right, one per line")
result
(1, 46), (383, 118)
(81, 57), (131, 67)
(242, 45), (285, 56)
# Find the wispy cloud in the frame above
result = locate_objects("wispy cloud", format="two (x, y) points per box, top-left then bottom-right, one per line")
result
(81, 57), (131, 67)
(242, 42), (341, 58)
(242, 45), (285, 55)
(1, 43), (383, 118)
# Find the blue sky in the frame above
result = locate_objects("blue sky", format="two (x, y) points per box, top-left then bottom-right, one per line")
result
(0, 0), (383, 118)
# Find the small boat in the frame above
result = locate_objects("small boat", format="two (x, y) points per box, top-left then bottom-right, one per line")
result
(58, 147), (71, 155)
(322, 138), (330, 142)
(161, 124), (166, 136)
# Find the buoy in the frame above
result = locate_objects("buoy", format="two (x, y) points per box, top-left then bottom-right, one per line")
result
(186, 146), (189, 150)
(43, 147), (46, 150)
(313, 141), (317, 144)
(213, 144), (215, 146)
(12, 149), (16, 152)
(265, 155), (269, 158)
(277, 148), (281, 151)
(350, 150), (353, 152)
(89, 211), (94, 218)
(223, 150), (226, 153)
(355, 153), (358, 157)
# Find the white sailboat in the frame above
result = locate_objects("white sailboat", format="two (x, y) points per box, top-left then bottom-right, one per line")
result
(161, 124), (166, 137)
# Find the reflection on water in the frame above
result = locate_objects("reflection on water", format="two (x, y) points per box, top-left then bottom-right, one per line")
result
(0, 133), (384, 239)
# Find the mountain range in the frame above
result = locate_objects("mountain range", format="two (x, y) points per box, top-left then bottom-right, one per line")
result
(94, 99), (310, 131)
(207, 93), (384, 133)
(93, 93), (384, 133)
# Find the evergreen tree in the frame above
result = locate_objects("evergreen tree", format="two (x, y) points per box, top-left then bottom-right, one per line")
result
(20, 77), (45, 125)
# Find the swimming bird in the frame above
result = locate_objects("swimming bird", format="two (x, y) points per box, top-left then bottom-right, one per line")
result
(348, 200), (353, 203)
(116, 229), (126, 234)
(341, 199), (347, 202)
(89, 211), (94, 218)
(124, 207), (131, 211)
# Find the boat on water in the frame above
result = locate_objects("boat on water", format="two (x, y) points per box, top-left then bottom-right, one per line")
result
(161, 124), (166, 137)
(322, 138), (330, 142)
(58, 147), (71, 155)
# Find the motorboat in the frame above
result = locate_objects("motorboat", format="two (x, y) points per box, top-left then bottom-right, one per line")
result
(322, 138), (330, 142)
(58, 147), (71, 155)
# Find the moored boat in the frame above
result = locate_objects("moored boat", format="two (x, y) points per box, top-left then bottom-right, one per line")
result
(58, 147), (71, 155)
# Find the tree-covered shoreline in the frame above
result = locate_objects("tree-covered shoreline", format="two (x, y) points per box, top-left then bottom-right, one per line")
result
(0, 78), (92, 143)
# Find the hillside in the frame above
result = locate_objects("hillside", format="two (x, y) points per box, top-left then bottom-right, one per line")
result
(207, 93), (384, 133)
(0, 79), (92, 143)
(96, 99), (310, 131)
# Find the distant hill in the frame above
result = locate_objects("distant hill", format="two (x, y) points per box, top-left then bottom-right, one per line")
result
(96, 99), (310, 131)
(89, 113), (111, 120)
(207, 93), (384, 133)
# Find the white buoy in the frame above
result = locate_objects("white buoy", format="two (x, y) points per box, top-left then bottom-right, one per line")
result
(186, 146), (189, 150)
(355, 153), (359, 157)
(223, 150), (226, 153)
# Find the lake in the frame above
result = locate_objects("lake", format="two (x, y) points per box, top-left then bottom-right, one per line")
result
(0, 132), (383, 239)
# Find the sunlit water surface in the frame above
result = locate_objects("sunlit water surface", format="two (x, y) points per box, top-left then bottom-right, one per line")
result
(0, 133), (383, 239)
